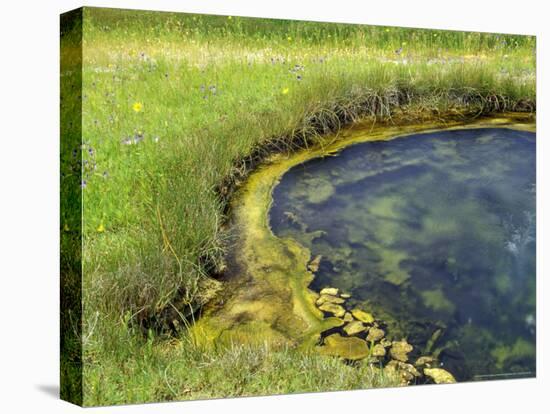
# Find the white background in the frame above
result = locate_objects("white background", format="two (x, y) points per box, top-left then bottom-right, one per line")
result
(0, 0), (547, 412)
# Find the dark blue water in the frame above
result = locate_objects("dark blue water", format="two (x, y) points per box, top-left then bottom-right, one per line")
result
(270, 128), (536, 381)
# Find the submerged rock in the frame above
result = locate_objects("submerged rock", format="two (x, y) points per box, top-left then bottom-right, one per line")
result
(366, 327), (385, 342)
(316, 294), (345, 306)
(386, 360), (421, 384)
(318, 333), (370, 360)
(380, 338), (392, 348)
(343, 312), (354, 322)
(390, 341), (413, 362)
(320, 287), (339, 296)
(372, 344), (387, 357)
(343, 320), (366, 336)
(318, 302), (346, 318)
(351, 309), (375, 324)
(424, 368), (456, 384)
(415, 356), (437, 369)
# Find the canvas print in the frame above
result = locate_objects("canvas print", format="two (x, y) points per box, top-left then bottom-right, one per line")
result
(60, 7), (536, 406)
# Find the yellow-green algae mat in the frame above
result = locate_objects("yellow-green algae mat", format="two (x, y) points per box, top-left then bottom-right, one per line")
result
(190, 113), (535, 356)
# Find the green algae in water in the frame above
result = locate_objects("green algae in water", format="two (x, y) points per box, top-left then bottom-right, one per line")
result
(270, 128), (536, 381)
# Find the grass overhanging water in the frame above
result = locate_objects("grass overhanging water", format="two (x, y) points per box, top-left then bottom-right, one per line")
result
(60, 7), (536, 405)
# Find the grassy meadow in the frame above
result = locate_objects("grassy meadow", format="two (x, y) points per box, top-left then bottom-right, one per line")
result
(60, 7), (535, 405)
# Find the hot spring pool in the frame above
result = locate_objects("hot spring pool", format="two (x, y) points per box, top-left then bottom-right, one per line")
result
(270, 127), (536, 381)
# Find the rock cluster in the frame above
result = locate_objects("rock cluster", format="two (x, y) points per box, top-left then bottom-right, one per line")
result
(314, 285), (456, 386)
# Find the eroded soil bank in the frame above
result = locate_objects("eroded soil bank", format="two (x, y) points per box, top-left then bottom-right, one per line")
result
(191, 113), (535, 383)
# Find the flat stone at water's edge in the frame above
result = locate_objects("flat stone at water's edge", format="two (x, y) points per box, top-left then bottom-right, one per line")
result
(343, 320), (366, 335)
(380, 338), (392, 347)
(390, 341), (414, 362)
(385, 360), (421, 384)
(316, 294), (345, 306)
(351, 309), (375, 324)
(318, 333), (370, 360)
(318, 302), (346, 318)
(320, 287), (339, 296)
(372, 344), (386, 357)
(366, 327), (385, 342)
(415, 356), (437, 368)
(424, 368), (456, 384)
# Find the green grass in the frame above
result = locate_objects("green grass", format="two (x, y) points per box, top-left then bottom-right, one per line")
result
(83, 318), (400, 405)
(61, 7), (535, 405)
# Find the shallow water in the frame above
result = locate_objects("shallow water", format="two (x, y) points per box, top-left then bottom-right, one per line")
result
(270, 128), (536, 381)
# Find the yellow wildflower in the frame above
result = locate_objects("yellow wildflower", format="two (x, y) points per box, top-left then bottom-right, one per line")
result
(63, 223), (70, 232)
(132, 102), (143, 112)
(97, 223), (105, 233)
(287, 36), (292, 41)
(281, 87), (289, 95)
